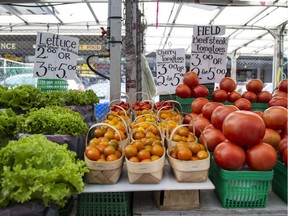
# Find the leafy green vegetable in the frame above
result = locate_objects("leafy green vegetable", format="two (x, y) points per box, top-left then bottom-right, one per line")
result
(0, 134), (88, 208)
(36, 91), (66, 108)
(16, 106), (88, 136)
(0, 108), (17, 147)
(63, 89), (99, 106)
(0, 85), (42, 110)
(0, 85), (99, 110)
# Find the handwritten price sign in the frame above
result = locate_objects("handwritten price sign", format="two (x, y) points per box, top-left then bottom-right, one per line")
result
(33, 32), (79, 80)
(156, 48), (186, 94)
(190, 26), (228, 84)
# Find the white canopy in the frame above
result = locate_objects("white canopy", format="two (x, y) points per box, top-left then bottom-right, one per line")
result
(0, 0), (287, 57)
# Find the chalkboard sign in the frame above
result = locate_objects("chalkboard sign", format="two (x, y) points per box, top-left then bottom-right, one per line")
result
(156, 48), (186, 94)
(190, 26), (228, 84)
(33, 32), (79, 80)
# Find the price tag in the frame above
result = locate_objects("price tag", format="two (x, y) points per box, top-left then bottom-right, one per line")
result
(156, 48), (186, 94)
(33, 32), (79, 80)
(190, 35), (228, 83)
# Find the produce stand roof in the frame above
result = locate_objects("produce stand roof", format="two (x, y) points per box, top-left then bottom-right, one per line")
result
(0, 0), (287, 57)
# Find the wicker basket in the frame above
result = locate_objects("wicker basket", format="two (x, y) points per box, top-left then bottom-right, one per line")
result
(167, 150), (210, 182)
(125, 150), (165, 184)
(84, 123), (124, 184)
(167, 124), (210, 182)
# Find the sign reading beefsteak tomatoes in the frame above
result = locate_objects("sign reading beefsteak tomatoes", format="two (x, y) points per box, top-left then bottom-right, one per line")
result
(190, 25), (228, 84)
(156, 48), (186, 94)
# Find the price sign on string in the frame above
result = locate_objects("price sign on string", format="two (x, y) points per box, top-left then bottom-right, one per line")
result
(33, 32), (79, 80)
(156, 48), (186, 94)
(190, 26), (228, 84)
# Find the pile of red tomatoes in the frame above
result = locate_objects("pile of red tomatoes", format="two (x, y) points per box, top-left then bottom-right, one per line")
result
(178, 72), (288, 171)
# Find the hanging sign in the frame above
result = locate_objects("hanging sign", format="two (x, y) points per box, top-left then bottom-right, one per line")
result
(33, 32), (79, 80)
(190, 25), (228, 84)
(156, 48), (186, 94)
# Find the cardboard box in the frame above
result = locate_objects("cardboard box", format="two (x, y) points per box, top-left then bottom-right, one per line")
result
(153, 190), (200, 210)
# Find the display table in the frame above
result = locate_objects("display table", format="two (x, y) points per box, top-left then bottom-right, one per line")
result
(83, 163), (215, 193)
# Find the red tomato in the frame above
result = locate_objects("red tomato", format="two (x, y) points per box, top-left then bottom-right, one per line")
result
(204, 124), (215, 130)
(257, 91), (272, 103)
(176, 83), (191, 98)
(214, 140), (246, 170)
(211, 105), (239, 130)
(282, 148), (288, 167)
(191, 85), (209, 98)
(253, 111), (264, 120)
(222, 110), (266, 147)
(273, 90), (287, 98)
(228, 91), (242, 103)
(191, 97), (210, 114)
(219, 77), (237, 92)
(278, 137), (288, 155)
(201, 102), (224, 121)
(263, 106), (288, 130)
(246, 79), (264, 94)
(183, 112), (198, 124)
(212, 89), (228, 102)
(262, 128), (281, 149)
(199, 128), (226, 151)
(246, 142), (277, 171)
(242, 91), (257, 102)
(188, 115), (210, 137)
(234, 98), (252, 111)
(278, 79), (288, 93)
(268, 96), (288, 108)
(183, 71), (199, 88)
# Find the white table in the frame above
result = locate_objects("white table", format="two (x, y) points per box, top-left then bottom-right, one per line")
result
(83, 164), (215, 193)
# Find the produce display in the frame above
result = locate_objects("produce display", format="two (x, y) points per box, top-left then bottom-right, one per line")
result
(173, 73), (288, 172)
(0, 134), (88, 208)
(16, 106), (88, 136)
(0, 85), (99, 110)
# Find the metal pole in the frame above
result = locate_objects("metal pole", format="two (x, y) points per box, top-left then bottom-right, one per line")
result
(108, 0), (122, 100)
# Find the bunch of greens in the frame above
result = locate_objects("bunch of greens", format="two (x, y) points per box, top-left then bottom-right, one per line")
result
(0, 134), (88, 208)
(0, 85), (42, 110)
(62, 89), (99, 106)
(16, 106), (88, 136)
(0, 85), (8, 106)
(0, 85), (99, 110)
(0, 108), (17, 147)
(36, 91), (66, 108)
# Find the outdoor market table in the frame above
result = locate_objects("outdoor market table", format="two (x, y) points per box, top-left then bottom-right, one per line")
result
(83, 163), (215, 193)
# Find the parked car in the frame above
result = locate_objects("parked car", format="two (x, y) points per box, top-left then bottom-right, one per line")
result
(0, 73), (85, 91)
(86, 80), (126, 103)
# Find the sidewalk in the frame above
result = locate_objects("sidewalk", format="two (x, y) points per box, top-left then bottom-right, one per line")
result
(133, 190), (287, 216)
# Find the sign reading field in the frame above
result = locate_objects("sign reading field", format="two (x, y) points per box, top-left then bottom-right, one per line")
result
(190, 25), (228, 84)
(33, 32), (79, 80)
(156, 48), (186, 94)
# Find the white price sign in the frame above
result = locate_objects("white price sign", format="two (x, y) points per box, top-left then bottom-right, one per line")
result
(156, 48), (186, 94)
(33, 32), (79, 80)
(190, 35), (228, 83)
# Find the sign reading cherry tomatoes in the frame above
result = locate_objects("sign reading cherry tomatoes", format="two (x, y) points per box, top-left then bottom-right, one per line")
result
(156, 48), (186, 94)
(190, 26), (228, 84)
(33, 32), (79, 80)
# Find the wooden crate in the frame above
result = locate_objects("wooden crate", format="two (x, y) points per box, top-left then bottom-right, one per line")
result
(153, 190), (200, 210)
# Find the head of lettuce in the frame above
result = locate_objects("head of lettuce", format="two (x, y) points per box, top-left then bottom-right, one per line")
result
(0, 134), (88, 208)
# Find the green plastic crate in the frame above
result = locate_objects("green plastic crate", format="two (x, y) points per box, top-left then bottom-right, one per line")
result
(37, 79), (68, 92)
(211, 158), (273, 208)
(251, 102), (268, 112)
(272, 160), (287, 203)
(76, 192), (132, 216)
